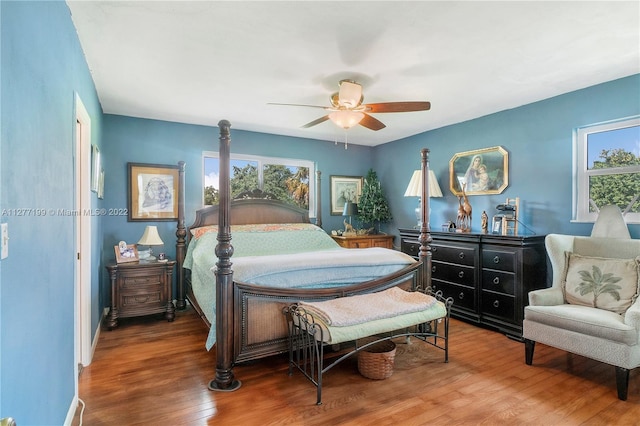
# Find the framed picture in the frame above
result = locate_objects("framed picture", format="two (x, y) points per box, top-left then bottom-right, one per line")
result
(330, 175), (363, 215)
(91, 145), (101, 193)
(97, 169), (104, 200)
(128, 163), (180, 221)
(449, 146), (509, 196)
(492, 216), (503, 234)
(114, 242), (139, 263)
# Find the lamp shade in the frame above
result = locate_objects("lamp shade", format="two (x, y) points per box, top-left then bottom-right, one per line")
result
(342, 202), (359, 216)
(137, 225), (164, 246)
(403, 170), (443, 198)
(329, 110), (365, 129)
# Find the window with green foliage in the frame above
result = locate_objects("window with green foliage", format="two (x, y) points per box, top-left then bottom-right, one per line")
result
(574, 117), (640, 223)
(202, 152), (315, 217)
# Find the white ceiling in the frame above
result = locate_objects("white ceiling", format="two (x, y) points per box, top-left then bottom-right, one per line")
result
(66, 1), (640, 147)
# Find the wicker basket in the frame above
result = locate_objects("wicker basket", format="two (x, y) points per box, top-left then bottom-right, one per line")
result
(357, 340), (396, 380)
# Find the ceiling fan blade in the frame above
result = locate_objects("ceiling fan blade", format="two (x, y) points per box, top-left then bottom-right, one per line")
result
(359, 113), (386, 131)
(364, 101), (431, 113)
(301, 115), (330, 128)
(268, 102), (330, 110)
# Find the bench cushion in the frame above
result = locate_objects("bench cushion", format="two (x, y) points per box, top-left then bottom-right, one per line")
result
(312, 302), (447, 344)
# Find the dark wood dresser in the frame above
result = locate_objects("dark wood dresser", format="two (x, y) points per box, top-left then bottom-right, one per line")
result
(106, 260), (176, 329)
(399, 229), (547, 338)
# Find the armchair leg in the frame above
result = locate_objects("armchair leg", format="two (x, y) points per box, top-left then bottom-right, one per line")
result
(615, 366), (629, 401)
(524, 339), (535, 365)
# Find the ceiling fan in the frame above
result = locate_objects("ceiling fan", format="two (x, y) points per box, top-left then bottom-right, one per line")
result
(269, 79), (431, 131)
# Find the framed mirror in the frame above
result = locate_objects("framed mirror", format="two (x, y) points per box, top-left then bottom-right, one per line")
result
(449, 146), (509, 196)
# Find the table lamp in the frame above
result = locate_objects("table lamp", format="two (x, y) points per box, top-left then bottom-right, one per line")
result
(342, 202), (358, 234)
(404, 170), (443, 228)
(137, 225), (164, 260)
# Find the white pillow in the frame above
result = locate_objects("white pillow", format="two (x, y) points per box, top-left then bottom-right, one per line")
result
(562, 252), (640, 314)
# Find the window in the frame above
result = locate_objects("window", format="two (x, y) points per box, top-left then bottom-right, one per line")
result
(202, 152), (315, 217)
(573, 116), (640, 223)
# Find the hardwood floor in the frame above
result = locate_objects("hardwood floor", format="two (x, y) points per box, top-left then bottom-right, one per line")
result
(74, 306), (640, 425)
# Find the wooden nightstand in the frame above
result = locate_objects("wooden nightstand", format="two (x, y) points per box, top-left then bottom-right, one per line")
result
(331, 234), (394, 249)
(105, 260), (176, 329)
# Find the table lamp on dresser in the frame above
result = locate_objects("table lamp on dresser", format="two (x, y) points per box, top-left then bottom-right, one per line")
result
(404, 169), (443, 228)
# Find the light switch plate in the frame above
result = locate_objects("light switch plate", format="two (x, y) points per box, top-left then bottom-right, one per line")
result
(1, 223), (8, 259)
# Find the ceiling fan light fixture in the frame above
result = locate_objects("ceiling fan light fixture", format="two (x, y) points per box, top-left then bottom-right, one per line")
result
(329, 110), (364, 129)
(338, 80), (363, 108)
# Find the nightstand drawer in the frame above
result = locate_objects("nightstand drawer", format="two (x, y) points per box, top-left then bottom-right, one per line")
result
(121, 291), (162, 308)
(120, 274), (162, 291)
(482, 249), (516, 272)
(481, 270), (515, 295)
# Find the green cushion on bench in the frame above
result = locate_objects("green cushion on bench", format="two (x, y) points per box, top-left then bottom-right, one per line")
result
(307, 300), (447, 345)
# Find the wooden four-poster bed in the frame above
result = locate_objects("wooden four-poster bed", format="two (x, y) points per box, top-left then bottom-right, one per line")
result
(174, 120), (435, 391)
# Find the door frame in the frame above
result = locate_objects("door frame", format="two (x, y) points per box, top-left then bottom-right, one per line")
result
(75, 93), (92, 368)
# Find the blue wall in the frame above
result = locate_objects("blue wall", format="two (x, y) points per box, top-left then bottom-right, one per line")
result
(375, 74), (640, 240)
(0, 1), (103, 424)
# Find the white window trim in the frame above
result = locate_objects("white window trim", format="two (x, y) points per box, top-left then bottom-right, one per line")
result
(202, 151), (316, 218)
(573, 116), (640, 224)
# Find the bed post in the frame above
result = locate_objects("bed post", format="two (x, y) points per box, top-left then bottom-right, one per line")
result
(175, 161), (187, 310)
(315, 170), (322, 228)
(209, 119), (242, 392)
(418, 148), (433, 290)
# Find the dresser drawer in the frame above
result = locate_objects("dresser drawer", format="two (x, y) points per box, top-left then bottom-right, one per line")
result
(432, 245), (476, 267)
(432, 261), (475, 286)
(401, 238), (420, 258)
(482, 249), (516, 272)
(432, 280), (476, 312)
(481, 270), (515, 295)
(481, 291), (515, 322)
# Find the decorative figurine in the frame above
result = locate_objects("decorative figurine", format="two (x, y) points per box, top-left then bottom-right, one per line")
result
(456, 184), (472, 232)
(481, 211), (488, 234)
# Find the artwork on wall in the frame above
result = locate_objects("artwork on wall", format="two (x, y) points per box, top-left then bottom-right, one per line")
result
(449, 146), (509, 196)
(128, 163), (180, 221)
(98, 169), (104, 200)
(91, 145), (101, 193)
(330, 175), (363, 215)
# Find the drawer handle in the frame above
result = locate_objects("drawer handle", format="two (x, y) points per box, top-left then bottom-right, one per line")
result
(432, 265), (436, 273)
(432, 247), (438, 253)
(493, 256), (500, 264)
(458, 292), (465, 300)
(458, 252), (465, 259)
(458, 271), (464, 278)
(493, 277), (500, 285)
(134, 296), (150, 303)
(493, 300), (500, 308)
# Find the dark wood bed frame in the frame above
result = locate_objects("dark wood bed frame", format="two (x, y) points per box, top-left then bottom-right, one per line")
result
(175, 120), (434, 392)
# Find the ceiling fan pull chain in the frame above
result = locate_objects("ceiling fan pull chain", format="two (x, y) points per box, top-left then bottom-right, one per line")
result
(344, 131), (348, 150)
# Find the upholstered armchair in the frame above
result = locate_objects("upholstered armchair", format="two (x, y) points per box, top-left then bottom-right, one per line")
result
(523, 233), (640, 400)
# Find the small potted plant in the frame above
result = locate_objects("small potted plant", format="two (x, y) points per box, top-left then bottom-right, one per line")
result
(357, 168), (392, 234)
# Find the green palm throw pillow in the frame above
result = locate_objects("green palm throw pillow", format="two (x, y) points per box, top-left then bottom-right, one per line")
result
(562, 252), (640, 314)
